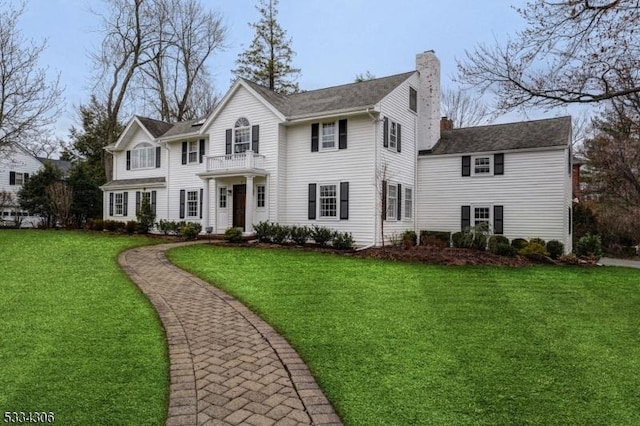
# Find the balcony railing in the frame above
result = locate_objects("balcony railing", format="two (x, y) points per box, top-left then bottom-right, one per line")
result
(205, 151), (266, 173)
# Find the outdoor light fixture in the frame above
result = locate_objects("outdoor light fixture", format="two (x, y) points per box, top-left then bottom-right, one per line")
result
(205, 226), (213, 243)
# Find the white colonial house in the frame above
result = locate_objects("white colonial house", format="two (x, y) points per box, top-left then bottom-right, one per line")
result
(101, 51), (573, 252)
(0, 145), (72, 227)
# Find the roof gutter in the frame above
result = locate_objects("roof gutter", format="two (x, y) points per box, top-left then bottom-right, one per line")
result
(285, 105), (377, 124)
(157, 131), (202, 144)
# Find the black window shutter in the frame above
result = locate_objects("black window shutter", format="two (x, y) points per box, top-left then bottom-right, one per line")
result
(340, 182), (349, 220)
(199, 188), (203, 219)
(397, 123), (402, 153)
(225, 129), (232, 155)
(181, 142), (187, 164)
(109, 193), (114, 216)
(494, 153), (504, 175)
(397, 183), (402, 221)
(383, 117), (389, 148)
(462, 156), (471, 176)
(199, 139), (205, 163)
(151, 191), (157, 215)
(123, 192), (128, 216)
(24, 173), (29, 182)
(311, 123), (319, 152)
(338, 119), (347, 150)
(494, 205), (504, 234)
(179, 190), (186, 219)
(155, 147), (161, 168)
(308, 183), (317, 219)
(9, 171), (15, 185)
(252, 125), (259, 153)
(136, 191), (141, 214)
(126, 150), (131, 170)
(461, 205), (471, 230)
(382, 180), (387, 220)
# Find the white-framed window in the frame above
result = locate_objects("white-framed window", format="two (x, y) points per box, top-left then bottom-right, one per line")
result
(187, 141), (199, 164)
(115, 193), (124, 216)
(404, 187), (413, 219)
(13, 172), (25, 186)
(219, 187), (227, 208)
(319, 184), (337, 217)
(234, 117), (251, 153)
(473, 156), (492, 175)
(409, 87), (417, 112)
(187, 190), (198, 218)
(389, 122), (398, 150)
(474, 206), (490, 226)
(256, 185), (265, 208)
(132, 142), (156, 169)
(321, 122), (336, 150)
(387, 184), (397, 219)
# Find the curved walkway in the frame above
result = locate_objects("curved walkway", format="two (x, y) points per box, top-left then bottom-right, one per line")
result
(119, 242), (341, 426)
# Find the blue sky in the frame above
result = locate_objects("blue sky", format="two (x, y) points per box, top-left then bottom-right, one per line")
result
(19, 0), (538, 138)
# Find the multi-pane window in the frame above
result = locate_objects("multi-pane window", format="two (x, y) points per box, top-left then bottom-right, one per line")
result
(257, 185), (265, 208)
(387, 184), (397, 219)
(389, 122), (397, 149)
(132, 143), (155, 169)
(219, 187), (227, 208)
(405, 188), (413, 219)
(474, 207), (490, 226)
(13, 172), (25, 186)
(188, 141), (199, 163)
(115, 193), (124, 215)
(234, 117), (251, 153)
(474, 157), (491, 175)
(409, 87), (417, 112)
(321, 123), (336, 150)
(319, 184), (337, 217)
(187, 191), (198, 217)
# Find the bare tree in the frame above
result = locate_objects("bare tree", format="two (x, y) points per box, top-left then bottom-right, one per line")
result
(23, 132), (67, 159)
(0, 1), (63, 155)
(354, 71), (376, 83)
(441, 87), (491, 128)
(137, 0), (226, 122)
(457, 1), (640, 113)
(46, 181), (73, 227)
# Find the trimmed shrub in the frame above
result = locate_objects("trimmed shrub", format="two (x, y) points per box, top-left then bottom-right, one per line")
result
(332, 231), (354, 250)
(511, 238), (529, 251)
(180, 223), (200, 240)
(90, 219), (105, 231)
(290, 225), (310, 245)
(494, 243), (517, 257)
(125, 220), (138, 235)
(419, 230), (451, 246)
(224, 227), (244, 243)
(157, 219), (179, 235)
(529, 237), (546, 247)
(546, 240), (565, 259)
(311, 225), (333, 247)
(402, 230), (418, 248)
(452, 231), (469, 248)
(574, 233), (603, 257)
(488, 235), (510, 254)
(103, 220), (124, 232)
(518, 242), (549, 259)
(136, 195), (155, 234)
(253, 221), (274, 243)
(271, 224), (291, 244)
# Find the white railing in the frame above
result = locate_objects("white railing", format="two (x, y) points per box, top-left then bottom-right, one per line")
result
(205, 151), (266, 173)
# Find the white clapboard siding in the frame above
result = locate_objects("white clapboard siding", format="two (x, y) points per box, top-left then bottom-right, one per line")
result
(113, 126), (167, 181)
(0, 147), (46, 227)
(165, 138), (207, 222)
(417, 147), (572, 251)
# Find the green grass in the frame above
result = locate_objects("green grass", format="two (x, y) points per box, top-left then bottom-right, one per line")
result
(0, 230), (167, 425)
(168, 245), (640, 426)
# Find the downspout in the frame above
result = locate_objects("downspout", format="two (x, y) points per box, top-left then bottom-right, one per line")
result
(367, 107), (379, 247)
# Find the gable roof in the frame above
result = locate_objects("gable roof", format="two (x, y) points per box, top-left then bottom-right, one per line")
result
(136, 116), (174, 138)
(427, 116), (572, 155)
(159, 117), (204, 139)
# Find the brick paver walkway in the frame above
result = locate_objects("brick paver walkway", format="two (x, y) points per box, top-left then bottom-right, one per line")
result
(119, 242), (341, 426)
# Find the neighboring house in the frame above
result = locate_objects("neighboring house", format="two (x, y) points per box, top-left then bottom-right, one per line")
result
(101, 50), (573, 252)
(0, 145), (71, 227)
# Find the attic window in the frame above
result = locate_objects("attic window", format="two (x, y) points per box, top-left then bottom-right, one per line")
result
(409, 87), (417, 112)
(192, 118), (205, 126)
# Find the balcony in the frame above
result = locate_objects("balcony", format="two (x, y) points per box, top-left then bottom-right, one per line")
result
(202, 151), (267, 177)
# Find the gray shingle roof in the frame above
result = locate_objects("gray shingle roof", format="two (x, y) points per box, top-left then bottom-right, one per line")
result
(242, 71), (415, 118)
(37, 157), (72, 175)
(101, 177), (166, 189)
(136, 116), (174, 138)
(160, 117), (205, 138)
(427, 116), (572, 155)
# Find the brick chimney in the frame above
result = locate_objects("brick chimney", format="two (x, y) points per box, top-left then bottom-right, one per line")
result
(416, 51), (441, 151)
(440, 117), (453, 131)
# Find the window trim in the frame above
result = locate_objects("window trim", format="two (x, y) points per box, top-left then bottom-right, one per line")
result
(320, 122), (337, 152)
(404, 186), (413, 220)
(186, 190), (199, 218)
(186, 140), (199, 164)
(409, 86), (418, 113)
(386, 183), (398, 220)
(318, 182), (338, 219)
(114, 193), (124, 216)
(234, 117), (251, 154)
(383, 117), (401, 153)
(131, 142), (156, 170)
(256, 184), (266, 208)
(471, 155), (492, 176)
(219, 186), (227, 209)
(12, 172), (25, 186)
(473, 205), (491, 228)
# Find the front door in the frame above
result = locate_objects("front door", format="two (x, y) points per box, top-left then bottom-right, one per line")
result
(233, 184), (246, 230)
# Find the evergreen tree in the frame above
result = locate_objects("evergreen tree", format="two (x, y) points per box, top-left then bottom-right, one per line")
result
(67, 161), (103, 226)
(233, 0), (300, 94)
(18, 162), (63, 227)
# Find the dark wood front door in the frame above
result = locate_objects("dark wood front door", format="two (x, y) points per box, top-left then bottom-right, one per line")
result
(232, 184), (246, 230)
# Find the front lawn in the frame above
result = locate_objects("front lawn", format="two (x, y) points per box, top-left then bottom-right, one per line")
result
(0, 230), (167, 425)
(168, 245), (640, 426)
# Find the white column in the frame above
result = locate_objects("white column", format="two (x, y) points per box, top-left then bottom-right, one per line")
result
(202, 178), (210, 231)
(245, 175), (254, 233)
